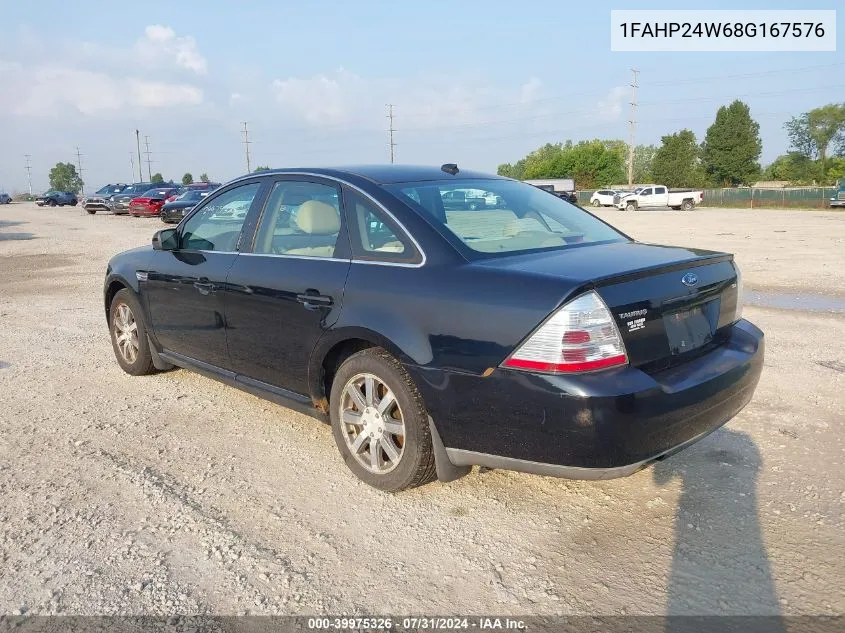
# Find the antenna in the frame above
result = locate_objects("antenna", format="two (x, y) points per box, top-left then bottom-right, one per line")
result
(242, 122), (252, 172)
(386, 104), (396, 164)
(627, 68), (639, 188)
(144, 136), (153, 181)
(24, 154), (33, 196)
(75, 146), (84, 195)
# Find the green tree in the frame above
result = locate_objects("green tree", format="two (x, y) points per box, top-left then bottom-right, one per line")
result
(506, 139), (625, 188)
(49, 162), (83, 193)
(253, 165), (271, 172)
(151, 173), (164, 183)
(182, 173), (194, 185)
(630, 144), (657, 184)
(702, 100), (762, 186)
(651, 130), (704, 188)
(200, 173), (210, 183)
(497, 160), (526, 179)
(826, 157), (845, 182)
(785, 113), (817, 159)
(762, 153), (819, 184)
(806, 103), (845, 176)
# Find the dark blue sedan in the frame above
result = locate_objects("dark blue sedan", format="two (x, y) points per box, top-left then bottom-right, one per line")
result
(103, 165), (764, 491)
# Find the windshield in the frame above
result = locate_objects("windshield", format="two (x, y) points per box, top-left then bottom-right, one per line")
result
(385, 179), (626, 257)
(95, 185), (124, 195)
(177, 190), (207, 201)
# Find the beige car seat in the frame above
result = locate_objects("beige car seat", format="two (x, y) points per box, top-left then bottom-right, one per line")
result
(284, 200), (340, 257)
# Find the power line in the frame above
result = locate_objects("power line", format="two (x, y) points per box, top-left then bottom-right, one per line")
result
(24, 155), (33, 196)
(75, 146), (84, 195)
(135, 130), (143, 182)
(144, 136), (153, 181)
(627, 68), (639, 188)
(241, 122), (251, 173)
(386, 104), (396, 164)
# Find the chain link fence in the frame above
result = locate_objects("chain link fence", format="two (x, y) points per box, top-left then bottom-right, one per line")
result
(577, 187), (839, 209)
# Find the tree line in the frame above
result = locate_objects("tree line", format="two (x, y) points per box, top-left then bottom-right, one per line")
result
(45, 165), (275, 193)
(498, 101), (845, 188)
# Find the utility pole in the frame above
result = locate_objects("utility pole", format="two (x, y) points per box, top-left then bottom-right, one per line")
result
(24, 155), (33, 196)
(135, 130), (143, 182)
(241, 122), (251, 173)
(144, 136), (153, 181)
(130, 153), (136, 183)
(386, 104), (396, 164)
(75, 146), (84, 195)
(627, 68), (639, 188)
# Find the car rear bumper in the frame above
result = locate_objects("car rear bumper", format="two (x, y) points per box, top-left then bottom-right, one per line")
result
(129, 206), (159, 216)
(828, 199), (845, 207)
(411, 319), (764, 478)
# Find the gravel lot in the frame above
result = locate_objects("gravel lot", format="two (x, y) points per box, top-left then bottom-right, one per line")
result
(0, 203), (843, 616)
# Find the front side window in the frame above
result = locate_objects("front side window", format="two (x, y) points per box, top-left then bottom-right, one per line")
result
(253, 180), (342, 258)
(179, 182), (260, 252)
(386, 179), (626, 258)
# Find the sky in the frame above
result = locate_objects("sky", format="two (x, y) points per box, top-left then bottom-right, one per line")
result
(0, 0), (842, 193)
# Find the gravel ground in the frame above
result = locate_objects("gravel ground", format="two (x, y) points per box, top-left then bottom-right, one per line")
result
(0, 203), (843, 616)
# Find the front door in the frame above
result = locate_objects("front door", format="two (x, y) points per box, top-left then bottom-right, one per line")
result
(145, 181), (264, 367)
(224, 177), (351, 394)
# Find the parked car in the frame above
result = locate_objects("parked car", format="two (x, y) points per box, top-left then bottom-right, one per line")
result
(160, 189), (212, 223)
(441, 189), (487, 210)
(614, 185), (704, 211)
(590, 189), (621, 207)
(104, 164), (763, 492)
(828, 177), (845, 208)
(83, 183), (128, 214)
(110, 183), (158, 215)
(128, 188), (180, 217)
(36, 190), (77, 207)
(165, 182), (221, 203)
(0, 193), (11, 204)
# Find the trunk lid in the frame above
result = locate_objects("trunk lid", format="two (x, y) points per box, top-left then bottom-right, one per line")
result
(477, 241), (740, 371)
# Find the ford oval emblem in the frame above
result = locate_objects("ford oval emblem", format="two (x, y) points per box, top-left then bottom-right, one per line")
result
(681, 272), (698, 287)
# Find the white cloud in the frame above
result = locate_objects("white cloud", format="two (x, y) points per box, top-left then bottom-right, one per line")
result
(1, 63), (203, 117)
(271, 69), (361, 125)
(135, 24), (208, 75)
(595, 86), (628, 121)
(520, 77), (543, 104)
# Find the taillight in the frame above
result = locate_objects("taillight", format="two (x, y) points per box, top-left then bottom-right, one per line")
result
(501, 290), (628, 374)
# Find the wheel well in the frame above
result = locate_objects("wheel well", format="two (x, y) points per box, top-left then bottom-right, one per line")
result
(104, 280), (128, 320)
(318, 338), (376, 413)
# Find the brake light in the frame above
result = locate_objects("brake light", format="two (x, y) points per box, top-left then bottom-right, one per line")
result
(501, 290), (628, 374)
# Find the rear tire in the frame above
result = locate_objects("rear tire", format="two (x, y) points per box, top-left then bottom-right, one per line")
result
(87, 209), (96, 215)
(109, 289), (156, 376)
(329, 348), (436, 492)
(591, 199), (601, 207)
(681, 199), (694, 211)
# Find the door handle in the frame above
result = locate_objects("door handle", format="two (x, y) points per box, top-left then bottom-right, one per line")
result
(296, 291), (333, 309)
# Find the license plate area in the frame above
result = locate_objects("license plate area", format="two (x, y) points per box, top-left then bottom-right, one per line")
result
(663, 300), (719, 355)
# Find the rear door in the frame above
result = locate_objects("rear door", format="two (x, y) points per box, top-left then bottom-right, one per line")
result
(223, 176), (351, 394)
(652, 186), (669, 207)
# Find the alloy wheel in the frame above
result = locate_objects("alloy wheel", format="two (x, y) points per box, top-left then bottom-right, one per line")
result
(339, 372), (406, 474)
(113, 303), (139, 364)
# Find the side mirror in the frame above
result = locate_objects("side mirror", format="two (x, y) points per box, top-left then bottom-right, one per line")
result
(152, 228), (178, 251)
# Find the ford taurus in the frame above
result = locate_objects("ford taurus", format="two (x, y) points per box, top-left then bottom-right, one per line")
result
(104, 165), (764, 491)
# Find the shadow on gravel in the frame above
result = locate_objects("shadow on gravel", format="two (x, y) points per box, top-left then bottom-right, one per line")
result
(654, 428), (783, 627)
(0, 219), (35, 240)
(0, 360), (9, 369)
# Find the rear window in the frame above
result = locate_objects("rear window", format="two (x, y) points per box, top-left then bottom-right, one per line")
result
(385, 179), (626, 257)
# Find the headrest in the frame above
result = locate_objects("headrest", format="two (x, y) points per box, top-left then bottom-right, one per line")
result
(295, 200), (340, 235)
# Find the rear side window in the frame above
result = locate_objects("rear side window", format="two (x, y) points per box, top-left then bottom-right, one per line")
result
(345, 190), (421, 264)
(253, 180), (343, 258)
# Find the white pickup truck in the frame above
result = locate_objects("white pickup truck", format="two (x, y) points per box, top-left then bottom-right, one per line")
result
(614, 185), (704, 211)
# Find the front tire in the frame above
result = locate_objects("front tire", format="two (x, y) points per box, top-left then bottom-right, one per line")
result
(49, 199), (57, 207)
(87, 209), (96, 215)
(329, 348), (436, 492)
(109, 289), (156, 376)
(591, 199), (601, 207)
(626, 202), (637, 212)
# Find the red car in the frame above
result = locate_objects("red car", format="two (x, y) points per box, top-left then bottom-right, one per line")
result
(128, 188), (180, 217)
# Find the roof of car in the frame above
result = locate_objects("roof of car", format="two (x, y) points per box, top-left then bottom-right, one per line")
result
(240, 165), (504, 184)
